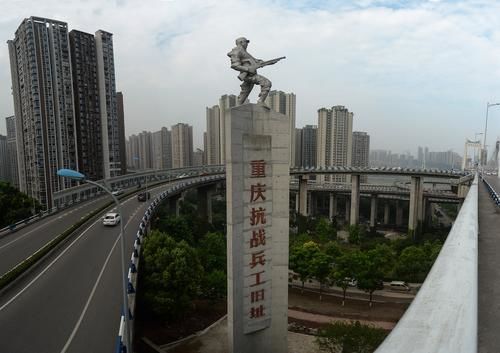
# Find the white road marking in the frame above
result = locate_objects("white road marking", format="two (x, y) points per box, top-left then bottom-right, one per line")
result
(59, 234), (120, 353)
(0, 194), (144, 312)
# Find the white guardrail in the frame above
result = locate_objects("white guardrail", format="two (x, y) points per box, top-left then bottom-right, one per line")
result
(115, 175), (224, 353)
(375, 174), (478, 353)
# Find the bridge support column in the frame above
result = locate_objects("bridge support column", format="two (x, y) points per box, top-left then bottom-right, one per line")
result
(310, 192), (317, 217)
(345, 197), (350, 224)
(168, 192), (184, 216)
(424, 200), (433, 226)
(329, 193), (337, 220)
(396, 200), (403, 226)
(350, 174), (360, 226)
(370, 195), (378, 228)
(384, 201), (390, 225)
(299, 175), (308, 216)
(408, 176), (424, 236)
(198, 185), (215, 224)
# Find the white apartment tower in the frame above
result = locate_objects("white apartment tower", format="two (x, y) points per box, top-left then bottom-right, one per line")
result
(218, 94), (237, 163)
(8, 17), (78, 208)
(171, 123), (193, 168)
(0, 135), (8, 182)
(5, 116), (19, 188)
(352, 132), (370, 168)
(352, 131), (370, 183)
(317, 106), (353, 182)
(266, 91), (296, 166)
(95, 30), (121, 178)
(206, 105), (221, 165)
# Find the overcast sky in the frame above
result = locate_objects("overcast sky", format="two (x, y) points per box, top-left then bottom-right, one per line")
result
(1, 0), (500, 156)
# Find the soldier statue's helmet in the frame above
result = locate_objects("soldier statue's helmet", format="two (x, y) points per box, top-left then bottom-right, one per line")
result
(235, 37), (250, 45)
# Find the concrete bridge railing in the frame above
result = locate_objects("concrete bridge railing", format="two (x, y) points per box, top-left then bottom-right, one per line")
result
(375, 174), (478, 353)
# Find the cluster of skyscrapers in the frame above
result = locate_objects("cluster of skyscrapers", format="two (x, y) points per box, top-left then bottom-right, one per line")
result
(2, 17), (125, 209)
(5, 16), (466, 212)
(205, 94), (371, 182)
(370, 147), (462, 169)
(125, 123), (204, 171)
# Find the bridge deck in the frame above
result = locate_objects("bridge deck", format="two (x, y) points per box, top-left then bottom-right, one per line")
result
(478, 176), (500, 352)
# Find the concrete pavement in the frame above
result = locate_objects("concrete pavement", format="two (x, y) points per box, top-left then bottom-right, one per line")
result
(478, 176), (500, 353)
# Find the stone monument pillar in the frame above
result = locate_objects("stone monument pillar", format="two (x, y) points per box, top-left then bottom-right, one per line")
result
(226, 103), (290, 353)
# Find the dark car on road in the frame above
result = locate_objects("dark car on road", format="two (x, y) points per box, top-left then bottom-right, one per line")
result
(137, 192), (151, 201)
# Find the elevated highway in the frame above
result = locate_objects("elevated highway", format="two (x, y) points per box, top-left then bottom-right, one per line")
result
(0, 166), (472, 352)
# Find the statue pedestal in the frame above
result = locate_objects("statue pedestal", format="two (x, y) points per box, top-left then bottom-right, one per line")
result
(225, 103), (290, 353)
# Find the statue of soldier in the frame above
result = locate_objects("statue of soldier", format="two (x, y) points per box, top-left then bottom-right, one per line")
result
(228, 37), (285, 105)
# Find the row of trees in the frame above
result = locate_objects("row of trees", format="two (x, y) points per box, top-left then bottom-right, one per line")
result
(141, 226), (226, 320)
(290, 218), (443, 306)
(0, 181), (40, 229)
(140, 191), (228, 321)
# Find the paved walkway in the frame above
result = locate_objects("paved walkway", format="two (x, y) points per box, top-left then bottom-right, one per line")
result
(478, 176), (500, 353)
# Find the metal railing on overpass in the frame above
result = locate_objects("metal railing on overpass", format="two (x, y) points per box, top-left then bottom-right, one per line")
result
(116, 174), (225, 352)
(375, 174), (478, 353)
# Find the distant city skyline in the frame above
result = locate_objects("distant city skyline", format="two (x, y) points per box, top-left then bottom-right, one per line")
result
(1, 1), (500, 155)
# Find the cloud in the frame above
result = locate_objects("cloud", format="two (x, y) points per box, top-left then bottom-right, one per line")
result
(1, 0), (500, 155)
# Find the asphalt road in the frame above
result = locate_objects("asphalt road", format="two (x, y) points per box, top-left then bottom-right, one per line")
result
(0, 182), (174, 353)
(478, 175), (500, 353)
(0, 195), (113, 277)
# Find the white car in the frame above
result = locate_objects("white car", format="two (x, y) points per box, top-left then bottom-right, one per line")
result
(103, 212), (121, 226)
(111, 188), (123, 196)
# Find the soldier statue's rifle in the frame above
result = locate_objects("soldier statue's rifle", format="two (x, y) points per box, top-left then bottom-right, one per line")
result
(238, 56), (286, 81)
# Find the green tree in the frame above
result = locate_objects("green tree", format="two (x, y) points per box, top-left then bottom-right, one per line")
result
(310, 251), (333, 300)
(289, 241), (321, 292)
(355, 246), (391, 307)
(324, 241), (343, 259)
(198, 232), (226, 273)
(316, 320), (387, 353)
(0, 181), (40, 228)
(154, 215), (194, 244)
(394, 242), (441, 282)
(315, 217), (337, 243)
(201, 269), (226, 300)
(142, 230), (203, 320)
(348, 224), (366, 245)
(331, 250), (364, 306)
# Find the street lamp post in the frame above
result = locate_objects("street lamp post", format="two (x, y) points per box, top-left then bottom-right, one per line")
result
(57, 169), (130, 351)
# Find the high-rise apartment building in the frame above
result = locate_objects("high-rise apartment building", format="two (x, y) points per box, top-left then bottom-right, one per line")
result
(317, 106), (353, 182)
(352, 132), (370, 167)
(69, 29), (102, 181)
(0, 135), (8, 182)
(116, 92), (127, 175)
(294, 128), (302, 167)
(126, 135), (139, 170)
(266, 91), (296, 166)
(127, 127), (172, 171)
(69, 29), (122, 179)
(151, 127), (172, 170)
(352, 131), (370, 182)
(160, 127), (172, 169)
(301, 125), (317, 168)
(8, 17), (78, 208)
(95, 30), (121, 178)
(138, 131), (153, 170)
(218, 94), (237, 163)
(206, 105), (221, 165)
(171, 123), (193, 168)
(8, 17), (123, 208)
(5, 116), (19, 187)
(193, 148), (204, 166)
